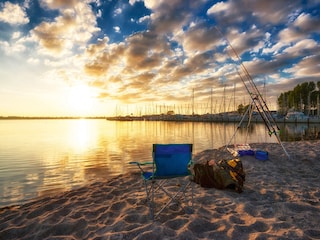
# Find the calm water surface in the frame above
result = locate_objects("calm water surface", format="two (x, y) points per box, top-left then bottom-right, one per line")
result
(0, 119), (319, 207)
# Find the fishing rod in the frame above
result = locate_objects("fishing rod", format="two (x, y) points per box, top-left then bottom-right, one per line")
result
(215, 27), (290, 158)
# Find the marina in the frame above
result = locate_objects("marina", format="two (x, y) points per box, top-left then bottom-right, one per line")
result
(106, 112), (320, 124)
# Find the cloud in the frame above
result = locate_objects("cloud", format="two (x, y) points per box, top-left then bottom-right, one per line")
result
(0, 30), (31, 56)
(32, 2), (100, 55)
(123, 31), (171, 70)
(225, 26), (264, 56)
(12, 32), (22, 40)
(183, 52), (214, 74)
(114, 7), (122, 16)
(32, 10), (77, 54)
(207, 0), (299, 28)
(175, 21), (222, 55)
(84, 39), (125, 76)
(146, 0), (207, 34)
(39, 0), (78, 9)
(278, 28), (304, 45)
(129, 0), (142, 6)
(114, 26), (121, 33)
(83, 26), (205, 104)
(138, 15), (150, 23)
(293, 13), (320, 33)
(243, 41), (320, 90)
(262, 41), (287, 55)
(286, 55), (320, 78)
(263, 12), (320, 56)
(249, 0), (301, 24)
(283, 39), (318, 56)
(278, 13), (320, 45)
(207, 1), (229, 14)
(0, 2), (29, 25)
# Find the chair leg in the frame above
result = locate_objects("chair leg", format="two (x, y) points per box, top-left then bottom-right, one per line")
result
(154, 179), (194, 219)
(151, 180), (155, 219)
(144, 178), (194, 220)
(143, 180), (154, 219)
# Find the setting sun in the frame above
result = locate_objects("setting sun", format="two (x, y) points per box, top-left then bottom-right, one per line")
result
(67, 85), (96, 116)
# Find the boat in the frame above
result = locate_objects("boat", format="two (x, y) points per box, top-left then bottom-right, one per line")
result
(285, 111), (309, 123)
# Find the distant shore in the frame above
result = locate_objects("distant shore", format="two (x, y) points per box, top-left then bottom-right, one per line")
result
(106, 114), (320, 124)
(1, 140), (319, 239)
(2, 114), (320, 124)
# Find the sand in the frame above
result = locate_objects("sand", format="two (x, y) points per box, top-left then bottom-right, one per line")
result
(0, 140), (320, 240)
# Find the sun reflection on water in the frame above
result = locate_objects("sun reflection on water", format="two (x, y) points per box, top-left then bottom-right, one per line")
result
(68, 119), (97, 153)
(38, 119), (103, 196)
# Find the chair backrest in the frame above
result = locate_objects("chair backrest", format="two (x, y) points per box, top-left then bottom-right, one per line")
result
(153, 144), (193, 177)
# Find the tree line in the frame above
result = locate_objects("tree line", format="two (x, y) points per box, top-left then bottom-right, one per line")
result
(277, 81), (320, 116)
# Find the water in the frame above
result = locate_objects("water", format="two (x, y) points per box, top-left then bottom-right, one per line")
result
(0, 119), (319, 207)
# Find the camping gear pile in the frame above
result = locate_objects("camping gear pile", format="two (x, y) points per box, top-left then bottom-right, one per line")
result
(192, 158), (245, 193)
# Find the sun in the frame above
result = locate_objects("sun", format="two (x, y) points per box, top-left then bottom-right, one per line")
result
(67, 85), (96, 116)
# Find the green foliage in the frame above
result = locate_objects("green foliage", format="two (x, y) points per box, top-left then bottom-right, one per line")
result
(237, 104), (249, 115)
(277, 81), (320, 114)
(237, 104), (245, 114)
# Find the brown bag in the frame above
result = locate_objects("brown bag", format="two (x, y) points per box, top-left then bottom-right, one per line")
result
(192, 158), (245, 193)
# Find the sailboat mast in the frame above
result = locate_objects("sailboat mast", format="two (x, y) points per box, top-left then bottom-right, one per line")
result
(192, 88), (195, 115)
(211, 88), (213, 115)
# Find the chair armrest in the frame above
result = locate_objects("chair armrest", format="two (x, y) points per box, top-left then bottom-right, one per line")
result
(129, 161), (153, 174)
(129, 161), (153, 166)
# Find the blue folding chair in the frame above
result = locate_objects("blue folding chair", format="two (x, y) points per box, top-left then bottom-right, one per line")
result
(130, 144), (194, 220)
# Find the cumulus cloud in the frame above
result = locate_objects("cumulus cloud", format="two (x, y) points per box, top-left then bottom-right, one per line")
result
(39, 0), (78, 9)
(114, 26), (121, 33)
(32, 11), (77, 54)
(258, 12), (320, 57)
(84, 40), (125, 76)
(207, 1), (229, 15)
(32, 2), (100, 55)
(283, 39), (318, 56)
(146, 0), (207, 34)
(207, 0), (300, 26)
(124, 32), (171, 70)
(138, 15), (150, 23)
(293, 12), (320, 32)
(286, 55), (320, 78)
(225, 26), (264, 56)
(0, 2), (29, 25)
(174, 21), (222, 55)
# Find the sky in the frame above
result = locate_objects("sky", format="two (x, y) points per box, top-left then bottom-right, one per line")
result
(0, 0), (319, 117)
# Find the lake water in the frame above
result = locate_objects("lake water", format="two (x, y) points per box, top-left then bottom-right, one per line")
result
(1, 119), (319, 207)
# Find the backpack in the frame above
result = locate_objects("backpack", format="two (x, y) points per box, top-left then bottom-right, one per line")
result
(192, 158), (245, 193)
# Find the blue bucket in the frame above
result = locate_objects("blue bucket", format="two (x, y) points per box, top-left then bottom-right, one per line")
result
(238, 149), (255, 156)
(255, 150), (268, 160)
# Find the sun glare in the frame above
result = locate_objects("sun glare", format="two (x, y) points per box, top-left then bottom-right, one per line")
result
(67, 85), (96, 116)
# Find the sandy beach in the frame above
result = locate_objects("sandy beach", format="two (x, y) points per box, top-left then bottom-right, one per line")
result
(1, 140), (320, 240)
